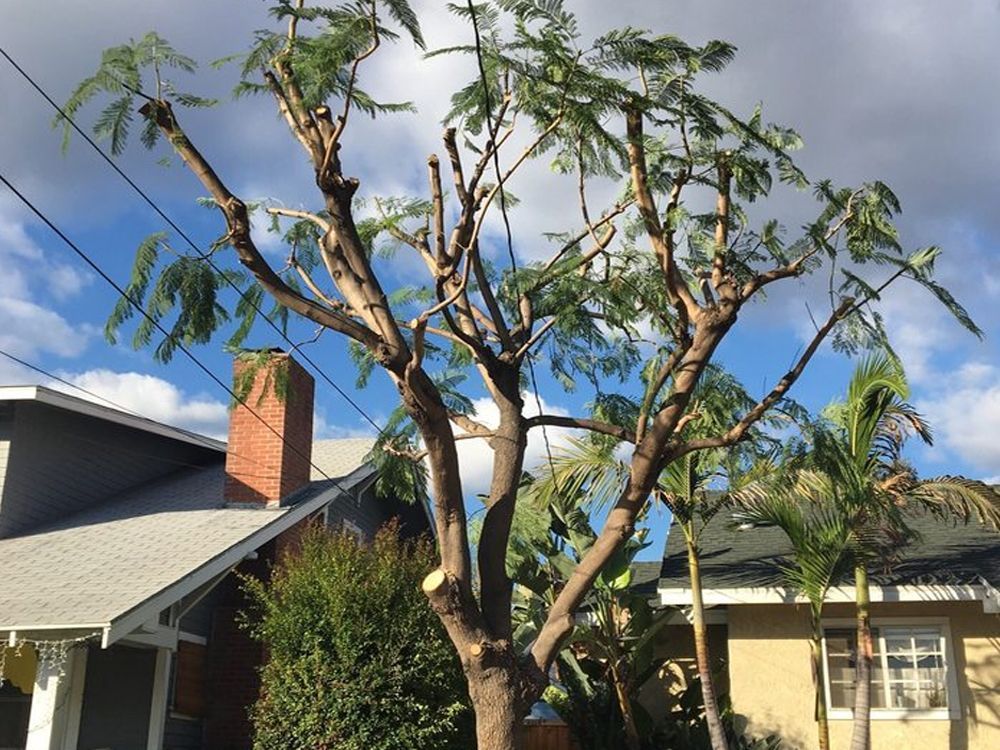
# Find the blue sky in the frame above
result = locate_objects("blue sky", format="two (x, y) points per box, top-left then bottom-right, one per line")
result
(3, 1), (1000, 562)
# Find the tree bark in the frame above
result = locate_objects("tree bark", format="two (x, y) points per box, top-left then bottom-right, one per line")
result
(849, 563), (873, 750)
(687, 536), (729, 750)
(467, 662), (532, 750)
(809, 613), (830, 750)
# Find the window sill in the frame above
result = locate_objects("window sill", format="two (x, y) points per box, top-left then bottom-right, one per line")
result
(828, 709), (956, 721)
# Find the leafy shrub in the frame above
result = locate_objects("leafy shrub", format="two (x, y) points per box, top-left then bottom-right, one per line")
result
(242, 522), (473, 750)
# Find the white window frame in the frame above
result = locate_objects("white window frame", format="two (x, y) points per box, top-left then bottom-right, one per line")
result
(821, 617), (961, 721)
(342, 518), (365, 543)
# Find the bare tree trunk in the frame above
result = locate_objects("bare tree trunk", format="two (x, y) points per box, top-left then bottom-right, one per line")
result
(468, 667), (530, 750)
(849, 564), (873, 750)
(687, 537), (729, 750)
(809, 614), (831, 750)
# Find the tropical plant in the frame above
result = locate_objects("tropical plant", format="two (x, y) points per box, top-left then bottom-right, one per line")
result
(651, 677), (783, 750)
(729, 468), (852, 750)
(506, 482), (668, 750)
(760, 356), (1000, 750)
(531, 367), (782, 750)
(62, 0), (979, 745)
(242, 523), (473, 750)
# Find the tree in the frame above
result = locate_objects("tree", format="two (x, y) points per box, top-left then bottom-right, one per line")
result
(62, 2), (978, 747)
(730, 468), (852, 750)
(242, 524), (473, 750)
(767, 357), (1000, 750)
(505, 482), (669, 750)
(530, 366), (780, 750)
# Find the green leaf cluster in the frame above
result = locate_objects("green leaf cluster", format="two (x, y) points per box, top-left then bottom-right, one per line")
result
(243, 524), (473, 750)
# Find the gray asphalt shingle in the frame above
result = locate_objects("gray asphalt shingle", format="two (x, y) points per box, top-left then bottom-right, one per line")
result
(659, 512), (1000, 590)
(0, 440), (374, 632)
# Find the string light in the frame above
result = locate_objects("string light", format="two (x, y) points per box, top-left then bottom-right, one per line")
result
(0, 632), (100, 686)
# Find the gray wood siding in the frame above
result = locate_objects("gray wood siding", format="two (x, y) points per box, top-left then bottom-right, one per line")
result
(0, 401), (219, 538)
(77, 644), (156, 750)
(164, 715), (203, 750)
(324, 482), (432, 540)
(0, 410), (11, 532)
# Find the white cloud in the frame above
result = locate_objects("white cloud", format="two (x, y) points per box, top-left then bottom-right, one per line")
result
(51, 368), (230, 439)
(917, 364), (1000, 472)
(452, 394), (576, 501)
(0, 203), (94, 359)
(0, 298), (89, 359)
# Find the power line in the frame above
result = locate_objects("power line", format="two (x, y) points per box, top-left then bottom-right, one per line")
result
(0, 346), (280, 478)
(0, 170), (351, 491)
(0, 45), (385, 438)
(466, 2), (559, 474)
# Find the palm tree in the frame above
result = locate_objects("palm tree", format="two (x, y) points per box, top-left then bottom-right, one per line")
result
(531, 367), (782, 750)
(731, 478), (852, 750)
(786, 355), (1000, 750)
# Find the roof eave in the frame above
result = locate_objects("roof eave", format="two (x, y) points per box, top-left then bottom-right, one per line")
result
(0, 385), (226, 452)
(657, 583), (1000, 613)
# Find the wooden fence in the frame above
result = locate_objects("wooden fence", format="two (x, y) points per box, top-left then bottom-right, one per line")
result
(524, 720), (576, 750)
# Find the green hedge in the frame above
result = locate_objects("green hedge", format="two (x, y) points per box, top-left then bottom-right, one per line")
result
(243, 523), (473, 750)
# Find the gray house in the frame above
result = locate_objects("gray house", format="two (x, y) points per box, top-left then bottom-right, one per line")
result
(0, 352), (430, 750)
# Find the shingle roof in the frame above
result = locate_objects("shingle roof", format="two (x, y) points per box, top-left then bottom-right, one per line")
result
(659, 512), (1000, 591)
(0, 439), (375, 639)
(630, 561), (664, 599)
(311, 438), (376, 480)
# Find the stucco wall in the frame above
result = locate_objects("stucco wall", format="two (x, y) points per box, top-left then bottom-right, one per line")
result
(726, 601), (1000, 750)
(638, 623), (730, 722)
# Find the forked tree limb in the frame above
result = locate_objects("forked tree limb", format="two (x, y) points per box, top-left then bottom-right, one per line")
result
(677, 296), (855, 455)
(140, 99), (378, 348)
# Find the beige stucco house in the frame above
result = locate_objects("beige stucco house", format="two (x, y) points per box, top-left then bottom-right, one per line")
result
(648, 514), (1000, 750)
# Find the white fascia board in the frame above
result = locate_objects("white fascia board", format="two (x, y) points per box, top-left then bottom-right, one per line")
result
(658, 584), (992, 609)
(0, 385), (226, 452)
(104, 469), (371, 647)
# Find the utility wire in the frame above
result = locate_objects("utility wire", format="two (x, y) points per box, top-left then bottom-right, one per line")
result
(0, 45), (385, 438)
(0, 170), (353, 491)
(466, 2), (559, 475)
(0, 346), (281, 478)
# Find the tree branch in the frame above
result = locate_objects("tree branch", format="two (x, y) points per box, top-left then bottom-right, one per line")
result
(267, 205), (330, 232)
(677, 296), (855, 455)
(141, 99), (378, 348)
(625, 104), (700, 325)
(526, 414), (636, 444)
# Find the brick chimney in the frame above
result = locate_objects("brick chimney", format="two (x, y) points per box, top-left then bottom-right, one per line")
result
(224, 350), (314, 507)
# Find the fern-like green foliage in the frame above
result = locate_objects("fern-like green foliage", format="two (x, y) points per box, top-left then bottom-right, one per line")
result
(58, 31), (215, 155)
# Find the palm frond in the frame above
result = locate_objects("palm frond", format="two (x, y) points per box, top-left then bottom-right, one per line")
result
(531, 437), (629, 513)
(911, 476), (1000, 530)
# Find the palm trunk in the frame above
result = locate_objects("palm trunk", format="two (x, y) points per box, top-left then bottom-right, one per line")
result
(687, 536), (729, 750)
(809, 611), (830, 750)
(849, 563), (873, 750)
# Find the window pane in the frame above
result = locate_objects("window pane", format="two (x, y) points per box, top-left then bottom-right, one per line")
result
(826, 624), (950, 713)
(889, 683), (917, 708)
(827, 657), (854, 683)
(884, 635), (911, 655)
(914, 636), (940, 654)
(829, 681), (855, 709)
(825, 629), (854, 657)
